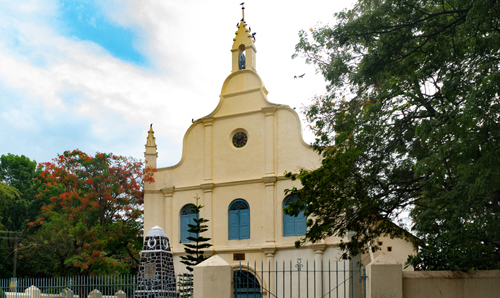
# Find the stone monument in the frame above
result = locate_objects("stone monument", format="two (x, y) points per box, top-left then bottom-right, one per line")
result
(135, 226), (179, 298)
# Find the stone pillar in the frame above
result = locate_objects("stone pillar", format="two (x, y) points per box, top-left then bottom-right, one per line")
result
(366, 253), (402, 298)
(312, 242), (326, 298)
(262, 248), (276, 298)
(135, 226), (179, 298)
(193, 255), (233, 298)
(231, 49), (239, 73)
(245, 44), (256, 71)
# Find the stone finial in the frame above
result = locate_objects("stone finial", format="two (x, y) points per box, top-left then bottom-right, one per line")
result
(369, 252), (400, 265)
(233, 20), (254, 48)
(147, 225), (168, 237)
(195, 255), (230, 267)
(194, 255), (233, 298)
(60, 288), (74, 298)
(115, 290), (126, 298)
(88, 289), (102, 298)
(231, 9), (257, 72)
(366, 252), (403, 298)
(25, 285), (41, 296)
(144, 124), (158, 168)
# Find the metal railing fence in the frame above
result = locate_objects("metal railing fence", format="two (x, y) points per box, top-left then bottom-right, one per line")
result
(0, 274), (193, 298)
(0, 259), (365, 298)
(0, 275), (136, 298)
(234, 259), (366, 298)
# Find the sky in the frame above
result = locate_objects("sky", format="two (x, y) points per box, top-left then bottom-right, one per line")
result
(0, 0), (354, 168)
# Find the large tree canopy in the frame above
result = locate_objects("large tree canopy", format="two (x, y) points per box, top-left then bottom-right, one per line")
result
(27, 150), (155, 275)
(287, 0), (500, 270)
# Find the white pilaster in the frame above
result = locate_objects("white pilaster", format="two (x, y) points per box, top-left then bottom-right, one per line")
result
(161, 187), (174, 245)
(203, 118), (214, 183)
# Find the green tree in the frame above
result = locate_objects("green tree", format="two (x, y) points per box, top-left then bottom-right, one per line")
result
(0, 154), (44, 277)
(27, 149), (156, 275)
(287, 0), (500, 270)
(0, 183), (18, 228)
(180, 202), (212, 272)
(0, 154), (43, 231)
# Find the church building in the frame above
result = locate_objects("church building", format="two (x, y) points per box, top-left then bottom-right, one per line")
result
(143, 9), (347, 272)
(142, 9), (413, 277)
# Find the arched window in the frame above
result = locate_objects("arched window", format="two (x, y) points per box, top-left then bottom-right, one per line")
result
(233, 269), (261, 298)
(180, 204), (198, 243)
(283, 195), (307, 237)
(228, 199), (250, 240)
(238, 44), (246, 70)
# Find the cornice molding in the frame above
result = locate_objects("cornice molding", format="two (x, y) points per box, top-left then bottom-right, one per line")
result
(261, 106), (276, 116)
(203, 117), (214, 126)
(262, 175), (277, 185)
(144, 189), (162, 194)
(200, 182), (215, 192)
(161, 187), (175, 196)
(159, 175), (290, 192)
(170, 241), (340, 255)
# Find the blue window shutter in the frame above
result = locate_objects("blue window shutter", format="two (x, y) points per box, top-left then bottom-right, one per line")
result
(283, 213), (295, 236)
(180, 214), (189, 243)
(239, 209), (250, 239)
(295, 211), (307, 236)
(229, 210), (239, 240)
(181, 213), (197, 242)
(284, 195), (307, 236)
(188, 213), (198, 240)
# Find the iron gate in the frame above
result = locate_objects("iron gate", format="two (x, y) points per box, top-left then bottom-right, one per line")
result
(233, 259), (366, 298)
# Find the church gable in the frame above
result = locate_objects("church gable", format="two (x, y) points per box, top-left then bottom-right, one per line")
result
(143, 6), (324, 261)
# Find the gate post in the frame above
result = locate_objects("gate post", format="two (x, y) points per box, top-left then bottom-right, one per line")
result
(262, 248), (276, 298)
(312, 241), (326, 298)
(350, 255), (362, 298)
(366, 253), (402, 298)
(193, 255), (232, 298)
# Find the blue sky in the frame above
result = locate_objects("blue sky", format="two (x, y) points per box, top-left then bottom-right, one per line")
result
(57, 1), (146, 65)
(0, 0), (353, 168)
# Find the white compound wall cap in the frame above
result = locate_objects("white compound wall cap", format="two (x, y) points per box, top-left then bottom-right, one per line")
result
(195, 255), (230, 267)
(147, 225), (167, 237)
(370, 252), (400, 265)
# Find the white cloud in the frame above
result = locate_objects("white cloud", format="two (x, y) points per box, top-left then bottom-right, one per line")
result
(0, 0), (353, 166)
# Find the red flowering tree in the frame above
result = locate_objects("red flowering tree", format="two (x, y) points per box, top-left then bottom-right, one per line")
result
(32, 149), (155, 275)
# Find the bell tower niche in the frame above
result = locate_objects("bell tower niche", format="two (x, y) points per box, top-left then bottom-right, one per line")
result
(231, 6), (257, 72)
